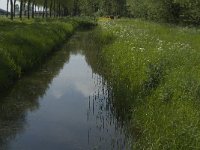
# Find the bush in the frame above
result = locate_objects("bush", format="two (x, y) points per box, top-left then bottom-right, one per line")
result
(127, 0), (200, 25)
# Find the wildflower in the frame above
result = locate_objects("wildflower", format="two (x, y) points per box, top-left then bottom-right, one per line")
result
(139, 48), (145, 52)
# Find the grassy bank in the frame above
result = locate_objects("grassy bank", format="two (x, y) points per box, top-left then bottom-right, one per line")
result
(97, 18), (200, 149)
(0, 18), (95, 90)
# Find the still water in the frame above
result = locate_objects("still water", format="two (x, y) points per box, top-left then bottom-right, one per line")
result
(0, 31), (131, 150)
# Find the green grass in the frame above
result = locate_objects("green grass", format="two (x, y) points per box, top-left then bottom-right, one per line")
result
(0, 17), (95, 90)
(98, 19), (200, 149)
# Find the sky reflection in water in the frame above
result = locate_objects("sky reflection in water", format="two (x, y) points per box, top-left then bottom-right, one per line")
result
(0, 32), (131, 150)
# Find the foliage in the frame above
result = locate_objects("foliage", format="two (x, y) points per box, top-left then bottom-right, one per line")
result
(98, 18), (200, 149)
(0, 17), (96, 90)
(3, 0), (199, 25)
(127, 0), (200, 25)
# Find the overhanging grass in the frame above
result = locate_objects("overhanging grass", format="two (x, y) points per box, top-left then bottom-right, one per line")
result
(98, 19), (200, 149)
(0, 18), (95, 90)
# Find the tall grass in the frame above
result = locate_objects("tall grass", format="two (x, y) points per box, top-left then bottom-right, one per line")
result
(98, 19), (200, 149)
(0, 18), (95, 90)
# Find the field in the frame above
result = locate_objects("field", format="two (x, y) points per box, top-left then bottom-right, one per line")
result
(0, 17), (95, 90)
(97, 18), (200, 149)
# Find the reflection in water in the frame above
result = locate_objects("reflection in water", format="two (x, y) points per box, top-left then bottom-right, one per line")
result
(0, 31), (132, 150)
(87, 73), (130, 149)
(0, 47), (70, 150)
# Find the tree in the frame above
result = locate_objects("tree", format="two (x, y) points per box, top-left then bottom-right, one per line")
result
(19, 0), (23, 19)
(10, 0), (14, 20)
(7, 0), (10, 17)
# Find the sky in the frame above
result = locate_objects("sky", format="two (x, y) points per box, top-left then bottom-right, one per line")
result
(0, 0), (19, 11)
(0, 0), (7, 10)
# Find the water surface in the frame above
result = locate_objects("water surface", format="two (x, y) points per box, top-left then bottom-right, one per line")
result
(0, 31), (131, 150)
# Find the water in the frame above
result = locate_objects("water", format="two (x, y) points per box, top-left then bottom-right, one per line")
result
(0, 31), (131, 150)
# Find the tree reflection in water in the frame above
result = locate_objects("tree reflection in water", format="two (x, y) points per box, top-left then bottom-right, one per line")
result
(0, 47), (70, 149)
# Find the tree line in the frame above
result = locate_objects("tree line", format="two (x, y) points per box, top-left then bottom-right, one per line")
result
(7, 0), (72, 20)
(127, 0), (200, 25)
(5, 0), (200, 25)
(6, 0), (127, 20)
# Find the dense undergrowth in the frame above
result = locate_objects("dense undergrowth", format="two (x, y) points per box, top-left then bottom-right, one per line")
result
(0, 17), (96, 91)
(127, 0), (200, 25)
(97, 18), (200, 149)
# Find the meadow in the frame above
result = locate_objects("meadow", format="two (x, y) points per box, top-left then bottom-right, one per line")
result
(1, 16), (200, 149)
(97, 18), (200, 149)
(0, 17), (95, 91)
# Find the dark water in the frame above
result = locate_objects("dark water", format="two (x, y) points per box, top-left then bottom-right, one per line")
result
(0, 31), (131, 150)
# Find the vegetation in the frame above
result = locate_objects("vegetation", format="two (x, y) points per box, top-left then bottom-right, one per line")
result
(95, 18), (200, 149)
(1, 0), (200, 148)
(0, 17), (95, 90)
(0, 42), (71, 148)
(127, 0), (200, 25)
(4, 0), (200, 25)
(6, 0), (127, 20)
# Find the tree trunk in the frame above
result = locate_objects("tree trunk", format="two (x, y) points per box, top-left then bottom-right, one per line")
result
(53, 0), (56, 17)
(45, 0), (48, 18)
(7, 0), (9, 17)
(50, 0), (53, 17)
(37, 5), (40, 17)
(27, 0), (31, 19)
(32, 1), (35, 18)
(64, 7), (68, 16)
(58, 2), (61, 17)
(56, 1), (59, 17)
(20, 0), (23, 19)
(23, 3), (26, 16)
(34, 4), (36, 17)
(10, 0), (14, 20)
(13, 0), (16, 17)
(42, 1), (45, 18)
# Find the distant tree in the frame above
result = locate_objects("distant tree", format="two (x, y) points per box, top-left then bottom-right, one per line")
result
(19, 0), (23, 19)
(13, 0), (17, 17)
(126, 0), (200, 24)
(7, 0), (9, 17)
(10, 0), (14, 20)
